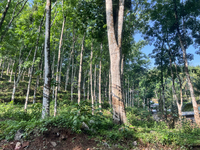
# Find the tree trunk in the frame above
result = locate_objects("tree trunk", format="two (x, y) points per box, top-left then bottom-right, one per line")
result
(94, 64), (97, 106)
(168, 50), (182, 117)
(87, 74), (89, 100)
(78, 34), (85, 104)
(105, 0), (127, 124)
(1, 59), (5, 78)
(58, 53), (63, 91)
(99, 43), (102, 111)
(108, 68), (112, 107)
(71, 49), (75, 102)
(83, 71), (87, 101)
(0, 0), (11, 30)
(90, 43), (94, 115)
(42, 0), (51, 119)
(167, 43), (182, 118)
(52, 51), (55, 78)
(65, 34), (76, 91)
(6, 59), (11, 75)
(25, 12), (45, 110)
(33, 64), (40, 104)
(71, 65), (77, 102)
(54, 15), (66, 116)
(9, 60), (15, 82)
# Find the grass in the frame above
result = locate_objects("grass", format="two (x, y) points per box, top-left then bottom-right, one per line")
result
(0, 72), (200, 149)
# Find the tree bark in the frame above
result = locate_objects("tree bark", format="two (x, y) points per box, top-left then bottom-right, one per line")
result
(65, 34), (76, 91)
(25, 11), (45, 110)
(52, 51), (55, 78)
(54, 15), (66, 116)
(1, 59), (5, 78)
(87, 74), (89, 100)
(6, 59), (11, 75)
(90, 43), (94, 114)
(33, 65), (40, 104)
(9, 60), (15, 82)
(42, 0), (51, 119)
(105, 0), (127, 124)
(99, 43), (102, 111)
(58, 52), (63, 91)
(109, 68), (112, 107)
(78, 33), (85, 104)
(168, 49), (182, 117)
(167, 43), (183, 117)
(71, 49), (75, 102)
(94, 64), (97, 106)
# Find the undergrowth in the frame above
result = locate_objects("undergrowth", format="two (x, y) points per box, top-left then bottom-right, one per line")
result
(0, 100), (200, 149)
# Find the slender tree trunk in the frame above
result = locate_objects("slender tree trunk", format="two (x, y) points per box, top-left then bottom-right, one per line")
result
(71, 50), (74, 102)
(0, 58), (2, 67)
(1, 59), (5, 78)
(11, 46), (33, 102)
(168, 50), (182, 117)
(71, 65), (76, 102)
(173, 0), (200, 125)
(25, 12), (45, 110)
(90, 43), (94, 114)
(83, 71), (87, 101)
(42, 0), (51, 119)
(0, 0), (11, 30)
(6, 59), (11, 75)
(52, 51), (55, 78)
(167, 43), (183, 117)
(65, 33), (76, 91)
(87, 74), (89, 100)
(106, 0), (127, 124)
(58, 53), (63, 91)
(33, 65), (40, 104)
(64, 53), (71, 91)
(99, 43), (102, 111)
(94, 64), (97, 106)
(9, 60), (15, 82)
(78, 34), (85, 104)
(54, 15), (66, 116)
(108, 68), (112, 107)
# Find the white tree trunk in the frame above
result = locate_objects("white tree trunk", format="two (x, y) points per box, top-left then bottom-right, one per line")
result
(6, 58), (11, 75)
(106, 0), (127, 124)
(9, 60), (15, 82)
(25, 13), (45, 110)
(1, 59), (5, 78)
(78, 33), (85, 104)
(99, 43), (102, 111)
(54, 15), (66, 116)
(42, 0), (51, 119)
(90, 43), (94, 114)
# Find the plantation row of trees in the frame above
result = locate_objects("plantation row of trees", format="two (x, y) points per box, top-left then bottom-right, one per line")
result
(0, 0), (200, 125)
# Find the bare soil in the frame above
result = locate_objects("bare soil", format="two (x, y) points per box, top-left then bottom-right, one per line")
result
(0, 128), (106, 150)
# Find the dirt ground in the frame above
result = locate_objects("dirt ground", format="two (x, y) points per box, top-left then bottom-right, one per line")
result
(1, 127), (200, 150)
(0, 128), (106, 150)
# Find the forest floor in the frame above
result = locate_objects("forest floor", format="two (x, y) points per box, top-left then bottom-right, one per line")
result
(0, 127), (190, 150)
(1, 73), (200, 150)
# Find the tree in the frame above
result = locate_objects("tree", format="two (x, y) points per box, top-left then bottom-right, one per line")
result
(42, 0), (51, 119)
(105, 0), (127, 124)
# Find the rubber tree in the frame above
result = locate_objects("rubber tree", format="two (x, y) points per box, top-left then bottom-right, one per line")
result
(105, 0), (127, 124)
(42, 0), (51, 119)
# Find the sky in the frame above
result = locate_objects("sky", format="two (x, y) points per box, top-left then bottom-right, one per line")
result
(134, 33), (200, 68)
